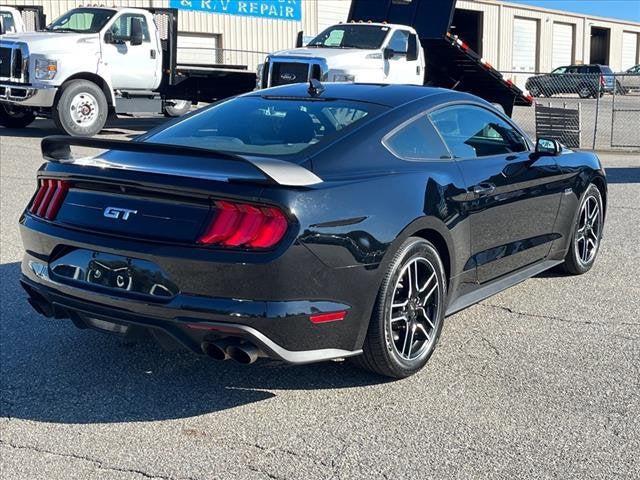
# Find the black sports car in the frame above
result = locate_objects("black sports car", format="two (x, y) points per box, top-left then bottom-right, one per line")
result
(20, 83), (607, 378)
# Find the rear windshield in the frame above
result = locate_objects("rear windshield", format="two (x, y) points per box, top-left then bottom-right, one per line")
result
(308, 25), (391, 49)
(146, 96), (384, 158)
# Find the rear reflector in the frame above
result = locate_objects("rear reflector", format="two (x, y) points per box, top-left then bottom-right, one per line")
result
(30, 179), (70, 220)
(310, 311), (347, 324)
(198, 200), (288, 249)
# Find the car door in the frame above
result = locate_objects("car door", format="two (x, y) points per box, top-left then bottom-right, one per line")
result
(384, 29), (420, 84)
(101, 13), (158, 90)
(429, 104), (564, 283)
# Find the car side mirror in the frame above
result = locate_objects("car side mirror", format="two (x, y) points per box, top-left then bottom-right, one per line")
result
(130, 18), (143, 46)
(295, 30), (304, 48)
(407, 34), (418, 61)
(383, 47), (394, 60)
(535, 137), (561, 156)
(104, 30), (115, 44)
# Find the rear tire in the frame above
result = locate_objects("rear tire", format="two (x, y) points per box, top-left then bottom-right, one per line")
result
(561, 184), (604, 275)
(0, 104), (36, 128)
(163, 99), (191, 117)
(53, 80), (108, 137)
(353, 237), (447, 379)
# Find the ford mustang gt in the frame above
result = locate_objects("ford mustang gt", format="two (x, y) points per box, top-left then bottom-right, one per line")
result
(19, 82), (607, 378)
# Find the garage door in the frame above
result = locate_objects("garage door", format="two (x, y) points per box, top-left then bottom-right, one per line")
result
(621, 31), (639, 70)
(512, 18), (538, 72)
(177, 33), (221, 65)
(552, 23), (574, 69)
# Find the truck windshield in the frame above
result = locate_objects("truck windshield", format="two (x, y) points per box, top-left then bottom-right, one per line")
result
(46, 8), (115, 33)
(145, 96), (385, 158)
(307, 25), (390, 50)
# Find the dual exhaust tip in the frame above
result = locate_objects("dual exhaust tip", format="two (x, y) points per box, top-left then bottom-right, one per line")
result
(201, 339), (263, 365)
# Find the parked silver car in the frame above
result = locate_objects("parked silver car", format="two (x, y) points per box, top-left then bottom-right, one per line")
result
(619, 65), (640, 92)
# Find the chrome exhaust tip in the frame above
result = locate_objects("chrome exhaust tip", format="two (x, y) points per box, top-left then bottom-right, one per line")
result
(226, 342), (261, 365)
(201, 339), (234, 361)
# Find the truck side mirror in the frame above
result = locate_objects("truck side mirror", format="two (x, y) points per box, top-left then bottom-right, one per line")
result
(104, 30), (115, 44)
(383, 48), (394, 60)
(130, 18), (143, 46)
(535, 137), (561, 156)
(407, 34), (418, 61)
(295, 30), (304, 48)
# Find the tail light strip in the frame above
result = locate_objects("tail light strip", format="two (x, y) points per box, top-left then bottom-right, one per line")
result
(198, 200), (288, 249)
(30, 179), (70, 220)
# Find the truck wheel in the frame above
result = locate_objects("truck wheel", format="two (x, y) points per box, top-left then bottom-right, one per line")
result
(0, 104), (36, 128)
(163, 99), (191, 117)
(528, 85), (543, 97)
(53, 80), (108, 136)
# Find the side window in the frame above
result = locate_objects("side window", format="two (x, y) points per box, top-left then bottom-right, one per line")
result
(429, 105), (528, 158)
(388, 30), (410, 54)
(0, 12), (17, 33)
(109, 14), (150, 42)
(384, 115), (450, 161)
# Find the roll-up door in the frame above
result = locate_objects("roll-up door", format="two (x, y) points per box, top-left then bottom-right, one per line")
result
(622, 32), (639, 70)
(552, 23), (574, 69)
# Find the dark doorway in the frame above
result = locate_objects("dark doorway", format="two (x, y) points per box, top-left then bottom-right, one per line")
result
(590, 27), (610, 65)
(451, 9), (483, 55)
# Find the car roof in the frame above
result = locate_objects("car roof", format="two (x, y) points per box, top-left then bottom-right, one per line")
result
(247, 83), (458, 108)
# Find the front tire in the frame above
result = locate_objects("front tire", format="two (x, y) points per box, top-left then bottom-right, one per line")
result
(354, 237), (446, 379)
(0, 104), (36, 128)
(561, 184), (604, 275)
(53, 80), (108, 137)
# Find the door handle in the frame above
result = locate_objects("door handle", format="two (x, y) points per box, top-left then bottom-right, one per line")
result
(472, 183), (496, 196)
(150, 49), (156, 59)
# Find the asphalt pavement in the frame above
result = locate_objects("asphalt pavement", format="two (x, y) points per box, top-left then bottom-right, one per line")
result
(1, 118), (638, 480)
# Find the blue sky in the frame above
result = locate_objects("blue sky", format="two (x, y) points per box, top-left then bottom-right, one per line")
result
(509, 1), (640, 23)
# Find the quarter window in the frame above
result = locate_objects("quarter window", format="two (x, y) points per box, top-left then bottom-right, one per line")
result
(385, 116), (450, 161)
(429, 105), (528, 158)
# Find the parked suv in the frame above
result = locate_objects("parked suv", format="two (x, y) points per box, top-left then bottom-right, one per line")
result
(525, 64), (615, 98)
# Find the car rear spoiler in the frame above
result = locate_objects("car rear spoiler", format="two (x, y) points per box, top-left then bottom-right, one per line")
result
(41, 136), (323, 187)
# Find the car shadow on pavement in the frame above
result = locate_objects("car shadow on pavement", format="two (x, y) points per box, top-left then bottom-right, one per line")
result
(0, 262), (388, 425)
(0, 117), (167, 139)
(604, 167), (640, 184)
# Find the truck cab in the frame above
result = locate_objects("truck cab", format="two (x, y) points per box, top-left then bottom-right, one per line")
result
(259, 22), (424, 88)
(0, 6), (27, 34)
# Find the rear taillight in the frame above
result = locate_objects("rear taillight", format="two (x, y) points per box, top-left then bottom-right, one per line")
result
(198, 200), (289, 249)
(600, 75), (605, 87)
(29, 179), (70, 220)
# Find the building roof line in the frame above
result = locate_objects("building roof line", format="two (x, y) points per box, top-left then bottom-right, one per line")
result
(473, 0), (640, 28)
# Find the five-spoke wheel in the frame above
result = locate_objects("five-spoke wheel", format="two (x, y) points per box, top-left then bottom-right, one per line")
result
(563, 184), (604, 275)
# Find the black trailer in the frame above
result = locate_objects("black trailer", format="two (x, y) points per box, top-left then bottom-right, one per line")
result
(348, 0), (532, 116)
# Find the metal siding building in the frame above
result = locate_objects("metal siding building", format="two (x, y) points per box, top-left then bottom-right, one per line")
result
(3, 0), (639, 89)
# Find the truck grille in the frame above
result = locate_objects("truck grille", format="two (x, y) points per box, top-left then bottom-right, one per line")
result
(270, 62), (310, 86)
(0, 47), (12, 78)
(0, 43), (28, 82)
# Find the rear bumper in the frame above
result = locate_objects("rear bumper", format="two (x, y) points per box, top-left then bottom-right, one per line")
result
(0, 82), (57, 107)
(19, 211), (381, 362)
(21, 270), (361, 364)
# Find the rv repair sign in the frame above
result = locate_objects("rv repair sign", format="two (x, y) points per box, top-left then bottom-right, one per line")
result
(170, 0), (301, 21)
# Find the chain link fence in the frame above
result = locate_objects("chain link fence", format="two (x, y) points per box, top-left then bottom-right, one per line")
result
(502, 71), (640, 151)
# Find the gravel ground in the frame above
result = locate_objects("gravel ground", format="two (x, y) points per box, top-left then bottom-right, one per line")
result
(1, 118), (638, 480)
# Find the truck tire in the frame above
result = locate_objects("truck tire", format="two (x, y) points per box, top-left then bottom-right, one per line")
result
(53, 80), (108, 137)
(0, 104), (36, 128)
(163, 99), (191, 117)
